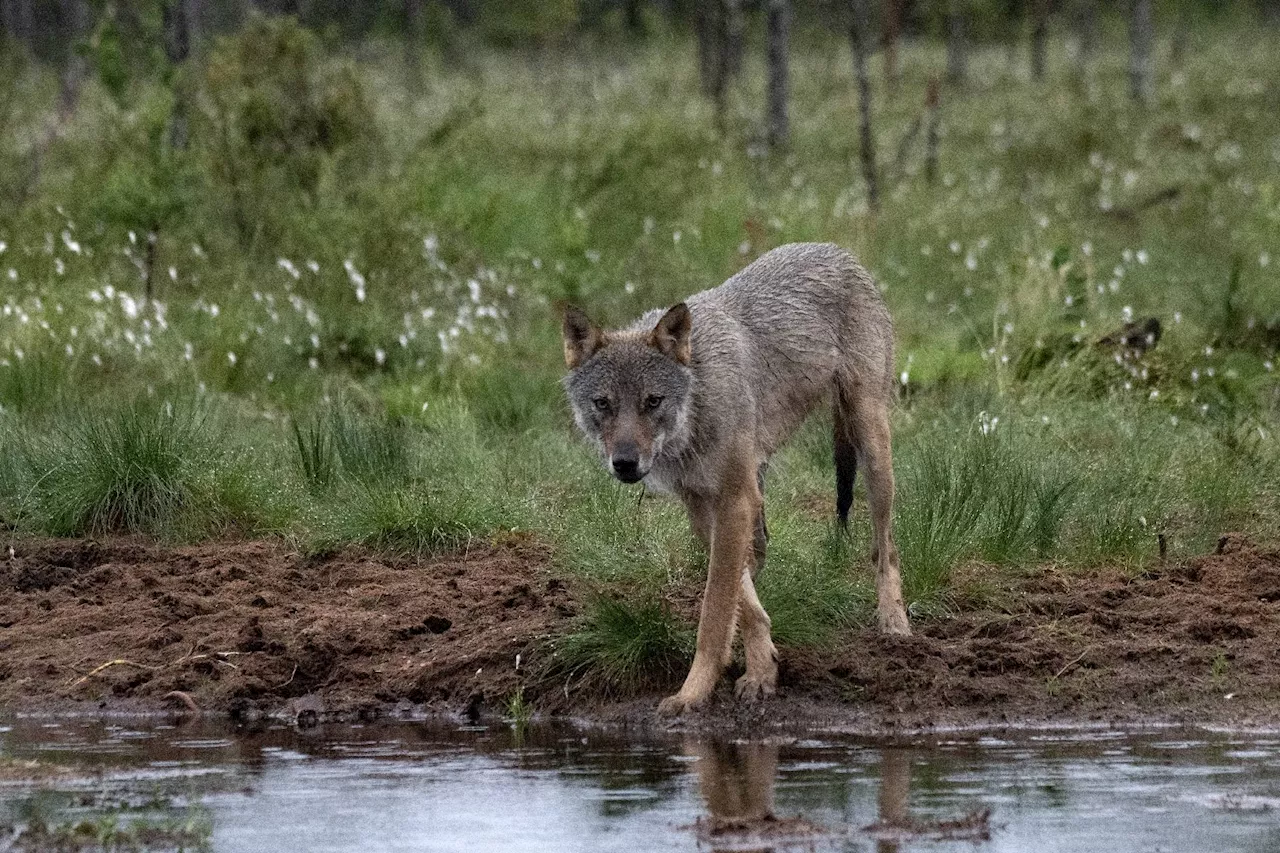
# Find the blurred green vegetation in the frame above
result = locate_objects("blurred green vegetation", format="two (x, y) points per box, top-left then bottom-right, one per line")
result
(1, 10), (1278, 692)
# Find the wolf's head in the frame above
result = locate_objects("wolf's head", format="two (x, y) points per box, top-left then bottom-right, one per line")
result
(561, 303), (694, 484)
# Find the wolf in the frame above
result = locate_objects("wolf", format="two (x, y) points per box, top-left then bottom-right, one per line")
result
(562, 242), (910, 716)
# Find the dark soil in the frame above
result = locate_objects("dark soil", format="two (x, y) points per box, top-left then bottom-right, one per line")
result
(0, 535), (573, 722)
(3, 532), (1280, 732)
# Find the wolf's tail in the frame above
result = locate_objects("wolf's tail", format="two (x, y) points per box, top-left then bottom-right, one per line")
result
(835, 434), (857, 528)
(834, 396), (861, 528)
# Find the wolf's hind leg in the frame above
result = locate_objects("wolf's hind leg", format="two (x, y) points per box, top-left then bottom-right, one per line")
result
(840, 389), (910, 636)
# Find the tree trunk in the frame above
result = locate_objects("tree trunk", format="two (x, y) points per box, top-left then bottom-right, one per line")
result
(849, 0), (878, 209)
(696, 0), (720, 98)
(10, 0), (33, 45)
(722, 0), (743, 80)
(440, 0), (474, 26)
(405, 0), (425, 81)
(708, 0), (744, 130)
(1170, 4), (1190, 68)
(696, 0), (734, 128)
(765, 0), (790, 148)
(182, 0), (201, 55)
(264, 0), (300, 16)
(624, 0), (646, 37)
(924, 76), (940, 185)
(1072, 0), (1098, 74)
(945, 0), (967, 88)
(57, 0), (89, 121)
(16, 0), (87, 204)
(1030, 0), (1048, 80)
(163, 0), (191, 150)
(883, 0), (902, 89)
(1129, 0), (1153, 104)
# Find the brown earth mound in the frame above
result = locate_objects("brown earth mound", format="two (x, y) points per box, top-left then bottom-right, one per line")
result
(0, 535), (575, 721)
(2, 533), (1279, 730)
(775, 532), (1280, 729)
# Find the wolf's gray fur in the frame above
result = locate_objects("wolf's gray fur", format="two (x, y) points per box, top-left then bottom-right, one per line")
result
(563, 242), (910, 715)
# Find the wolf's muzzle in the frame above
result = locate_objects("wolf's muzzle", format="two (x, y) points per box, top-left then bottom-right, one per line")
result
(610, 456), (645, 483)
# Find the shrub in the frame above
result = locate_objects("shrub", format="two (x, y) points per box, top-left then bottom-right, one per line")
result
(201, 15), (379, 240)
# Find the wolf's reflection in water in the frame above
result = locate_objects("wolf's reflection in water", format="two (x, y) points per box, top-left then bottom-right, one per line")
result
(874, 748), (911, 853)
(688, 739), (920, 852)
(691, 739), (780, 824)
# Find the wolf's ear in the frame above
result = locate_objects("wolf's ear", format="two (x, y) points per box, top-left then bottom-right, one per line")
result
(563, 305), (605, 369)
(650, 303), (692, 365)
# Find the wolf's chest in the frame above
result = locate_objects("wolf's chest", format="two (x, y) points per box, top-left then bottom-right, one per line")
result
(642, 466), (679, 496)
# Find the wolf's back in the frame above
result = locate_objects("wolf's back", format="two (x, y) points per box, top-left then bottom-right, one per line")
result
(692, 242), (893, 390)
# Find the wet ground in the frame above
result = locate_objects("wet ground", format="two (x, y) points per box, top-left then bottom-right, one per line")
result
(5, 533), (1280, 731)
(3, 717), (1280, 851)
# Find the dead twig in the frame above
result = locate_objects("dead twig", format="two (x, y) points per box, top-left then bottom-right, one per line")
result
(66, 659), (155, 689)
(1053, 649), (1091, 680)
(276, 664), (299, 690)
(174, 646), (245, 667)
(1104, 186), (1181, 221)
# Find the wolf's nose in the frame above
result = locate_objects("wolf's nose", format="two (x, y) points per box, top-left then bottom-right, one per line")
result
(611, 456), (639, 478)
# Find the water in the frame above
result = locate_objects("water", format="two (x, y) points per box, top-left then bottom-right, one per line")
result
(3, 717), (1280, 851)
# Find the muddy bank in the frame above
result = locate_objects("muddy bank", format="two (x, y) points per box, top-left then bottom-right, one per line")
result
(0, 535), (572, 721)
(2, 533), (1279, 731)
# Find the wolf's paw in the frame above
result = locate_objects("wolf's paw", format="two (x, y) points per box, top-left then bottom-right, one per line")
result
(656, 691), (707, 717)
(877, 605), (911, 636)
(734, 673), (776, 703)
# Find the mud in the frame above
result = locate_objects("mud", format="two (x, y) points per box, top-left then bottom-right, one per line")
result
(0, 535), (573, 721)
(2, 532), (1280, 731)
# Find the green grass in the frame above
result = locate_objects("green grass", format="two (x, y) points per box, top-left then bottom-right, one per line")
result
(554, 596), (696, 695)
(319, 479), (514, 553)
(2, 396), (301, 539)
(14, 398), (221, 537)
(755, 525), (875, 646)
(292, 415), (337, 492)
(1, 16), (1279, 691)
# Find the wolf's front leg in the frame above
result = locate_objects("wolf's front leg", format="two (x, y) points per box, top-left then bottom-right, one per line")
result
(658, 484), (759, 717)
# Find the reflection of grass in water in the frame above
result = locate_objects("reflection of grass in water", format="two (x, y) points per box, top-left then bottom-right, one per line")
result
(505, 686), (532, 728)
(0, 756), (74, 782)
(8, 789), (214, 852)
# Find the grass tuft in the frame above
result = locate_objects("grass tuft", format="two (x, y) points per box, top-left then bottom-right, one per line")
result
(20, 399), (219, 537)
(757, 521), (875, 646)
(320, 480), (511, 553)
(0, 355), (68, 414)
(554, 596), (694, 694)
(291, 416), (337, 492)
(329, 408), (408, 484)
(895, 436), (991, 607)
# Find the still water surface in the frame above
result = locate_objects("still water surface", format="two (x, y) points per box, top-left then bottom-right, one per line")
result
(3, 717), (1280, 851)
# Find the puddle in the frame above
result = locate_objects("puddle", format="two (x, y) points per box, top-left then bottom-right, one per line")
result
(2, 718), (1280, 851)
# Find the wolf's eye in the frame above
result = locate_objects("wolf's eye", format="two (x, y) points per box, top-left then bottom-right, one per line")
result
(644, 394), (664, 410)
(593, 397), (611, 413)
